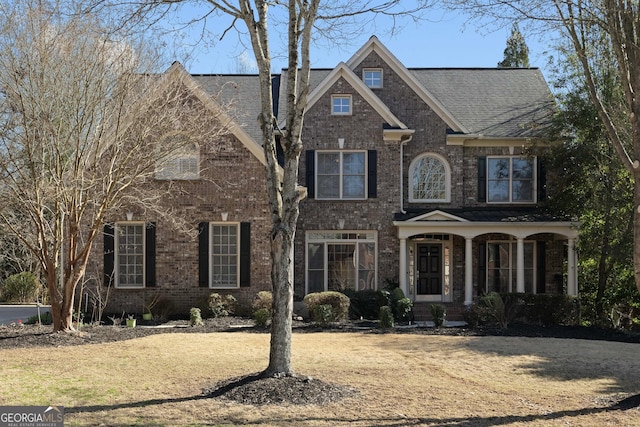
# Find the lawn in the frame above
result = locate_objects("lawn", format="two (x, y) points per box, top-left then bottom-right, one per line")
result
(1, 331), (639, 426)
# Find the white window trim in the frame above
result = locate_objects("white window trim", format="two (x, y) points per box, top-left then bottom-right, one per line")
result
(315, 150), (367, 200)
(155, 133), (200, 180)
(363, 68), (383, 88)
(331, 94), (352, 115)
(486, 156), (537, 204)
(114, 221), (146, 289)
(305, 231), (378, 295)
(408, 152), (451, 203)
(209, 222), (240, 289)
(486, 240), (537, 294)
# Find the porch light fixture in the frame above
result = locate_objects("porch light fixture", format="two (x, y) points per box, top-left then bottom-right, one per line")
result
(221, 212), (228, 221)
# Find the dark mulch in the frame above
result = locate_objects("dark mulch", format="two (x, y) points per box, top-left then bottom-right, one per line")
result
(3, 318), (640, 407)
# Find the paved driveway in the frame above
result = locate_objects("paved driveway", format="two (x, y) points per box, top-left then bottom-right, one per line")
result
(0, 304), (51, 325)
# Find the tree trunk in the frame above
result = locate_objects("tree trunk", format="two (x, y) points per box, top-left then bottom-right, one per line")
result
(264, 228), (294, 376)
(634, 178), (640, 295)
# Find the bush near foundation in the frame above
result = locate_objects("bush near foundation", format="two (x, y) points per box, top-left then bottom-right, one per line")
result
(341, 289), (387, 320)
(303, 291), (350, 323)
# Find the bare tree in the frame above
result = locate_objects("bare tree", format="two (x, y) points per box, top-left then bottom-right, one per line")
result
(0, 1), (227, 331)
(445, 0), (640, 296)
(106, 0), (434, 376)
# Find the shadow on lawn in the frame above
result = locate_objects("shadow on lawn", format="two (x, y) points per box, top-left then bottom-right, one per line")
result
(66, 391), (640, 427)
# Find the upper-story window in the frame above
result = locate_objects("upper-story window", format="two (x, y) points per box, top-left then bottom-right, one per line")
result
(409, 153), (451, 203)
(487, 157), (535, 203)
(331, 95), (352, 115)
(156, 134), (200, 180)
(316, 151), (366, 199)
(363, 68), (383, 88)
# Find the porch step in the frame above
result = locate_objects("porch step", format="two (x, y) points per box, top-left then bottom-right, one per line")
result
(412, 302), (465, 322)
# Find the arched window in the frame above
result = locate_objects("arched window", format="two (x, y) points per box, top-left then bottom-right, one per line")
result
(409, 153), (450, 202)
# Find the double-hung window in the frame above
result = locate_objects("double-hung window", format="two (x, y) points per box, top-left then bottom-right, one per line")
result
(316, 151), (366, 199)
(198, 222), (251, 289)
(487, 157), (535, 203)
(104, 222), (156, 289)
(486, 241), (535, 293)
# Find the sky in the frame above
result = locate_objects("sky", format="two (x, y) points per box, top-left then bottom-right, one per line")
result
(161, 4), (554, 79)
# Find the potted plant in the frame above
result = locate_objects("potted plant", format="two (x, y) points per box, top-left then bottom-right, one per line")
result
(126, 314), (136, 328)
(142, 292), (161, 321)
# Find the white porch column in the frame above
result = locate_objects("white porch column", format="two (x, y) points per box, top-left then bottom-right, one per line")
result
(516, 238), (525, 293)
(464, 237), (473, 305)
(567, 238), (577, 296)
(399, 238), (409, 298)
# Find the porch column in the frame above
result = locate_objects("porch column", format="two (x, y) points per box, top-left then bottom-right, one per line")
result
(567, 238), (577, 296)
(464, 237), (473, 305)
(399, 238), (409, 298)
(516, 238), (525, 293)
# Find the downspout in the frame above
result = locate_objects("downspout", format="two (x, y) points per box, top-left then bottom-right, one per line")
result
(399, 134), (413, 214)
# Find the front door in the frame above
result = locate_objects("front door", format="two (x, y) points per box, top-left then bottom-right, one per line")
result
(416, 243), (442, 298)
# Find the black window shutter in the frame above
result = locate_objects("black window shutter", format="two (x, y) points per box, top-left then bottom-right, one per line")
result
(103, 223), (115, 287)
(478, 156), (487, 203)
(145, 222), (156, 287)
(306, 150), (315, 199)
(240, 222), (251, 287)
(368, 150), (377, 198)
(537, 158), (546, 202)
(198, 222), (209, 287)
(536, 241), (546, 293)
(478, 242), (486, 295)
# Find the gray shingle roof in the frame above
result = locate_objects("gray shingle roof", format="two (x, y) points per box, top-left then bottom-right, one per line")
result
(410, 68), (555, 138)
(192, 74), (265, 143)
(193, 67), (555, 143)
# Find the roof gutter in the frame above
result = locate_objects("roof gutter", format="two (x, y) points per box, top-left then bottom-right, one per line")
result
(399, 134), (414, 214)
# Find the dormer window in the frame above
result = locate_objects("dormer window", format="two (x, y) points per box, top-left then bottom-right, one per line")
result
(331, 95), (352, 115)
(363, 68), (383, 88)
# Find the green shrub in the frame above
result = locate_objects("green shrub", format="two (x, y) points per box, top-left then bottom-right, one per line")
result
(522, 294), (580, 326)
(189, 307), (204, 327)
(341, 289), (387, 319)
(463, 304), (482, 328)
(252, 291), (272, 314)
(384, 287), (413, 322)
(430, 304), (446, 327)
(379, 305), (394, 329)
(1, 272), (40, 303)
(312, 304), (334, 327)
(208, 293), (237, 318)
(253, 308), (271, 328)
(303, 291), (350, 323)
(25, 311), (52, 325)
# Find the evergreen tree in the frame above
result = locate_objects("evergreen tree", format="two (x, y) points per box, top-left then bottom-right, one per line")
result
(498, 23), (530, 68)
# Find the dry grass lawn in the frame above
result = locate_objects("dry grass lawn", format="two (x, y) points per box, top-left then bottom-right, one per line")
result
(1, 331), (639, 426)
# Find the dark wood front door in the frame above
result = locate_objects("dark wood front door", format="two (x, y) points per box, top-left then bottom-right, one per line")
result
(417, 244), (442, 295)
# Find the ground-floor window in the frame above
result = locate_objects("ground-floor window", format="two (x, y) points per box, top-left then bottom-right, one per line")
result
(306, 231), (376, 293)
(210, 223), (239, 288)
(487, 241), (535, 293)
(115, 222), (145, 288)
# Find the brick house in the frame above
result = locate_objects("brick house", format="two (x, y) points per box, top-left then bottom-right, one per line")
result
(94, 36), (579, 319)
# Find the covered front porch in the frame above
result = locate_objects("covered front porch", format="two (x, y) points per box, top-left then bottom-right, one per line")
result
(393, 210), (581, 306)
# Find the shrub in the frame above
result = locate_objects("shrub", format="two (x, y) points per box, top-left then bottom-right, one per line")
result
(341, 289), (387, 320)
(208, 293), (237, 318)
(1, 272), (40, 303)
(479, 292), (524, 329)
(430, 304), (446, 327)
(463, 304), (482, 328)
(303, 291), (350, 323)
(379, 305), (394, 329)
(252, 291), (272, 314)
(385, 287), (413, 322)
(253, 308), (271, 328)
(25, 311), (52, 325)
(312, 304), (334, 327)
(153, 297), (175, 322)
(522, 294), (580, 326)
(189, 307), (204, 327)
